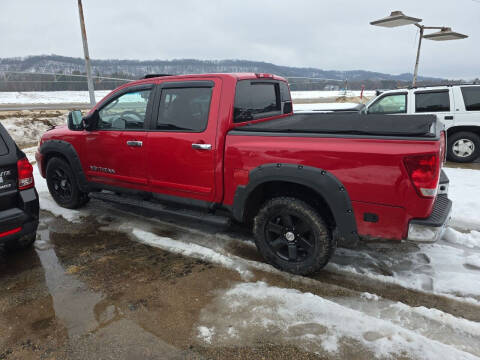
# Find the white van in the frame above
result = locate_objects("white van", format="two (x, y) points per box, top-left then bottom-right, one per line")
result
(364, 85), (480, 162)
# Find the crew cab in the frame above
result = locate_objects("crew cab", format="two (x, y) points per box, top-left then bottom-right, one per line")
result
(36, 73), (451, 275)
(364, 84), (480, 163)
(0, 123), (39, 251)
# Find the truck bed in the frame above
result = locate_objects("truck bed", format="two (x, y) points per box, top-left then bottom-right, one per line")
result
(233, 113), (438, 138)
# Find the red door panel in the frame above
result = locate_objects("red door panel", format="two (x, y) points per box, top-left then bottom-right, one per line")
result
(146, 79), (222, 202)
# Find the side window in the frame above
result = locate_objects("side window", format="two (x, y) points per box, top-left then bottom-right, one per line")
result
(98, 89), (151, 130)
(368, 94), (407, 114)
(415, 91), (450, 112)
(461, 87), (480, 111)
(234, 81), (281, 122)
(156, 87), (213, 132)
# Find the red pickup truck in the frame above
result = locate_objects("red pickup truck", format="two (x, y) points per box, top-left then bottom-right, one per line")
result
(36, 73), (451, 274)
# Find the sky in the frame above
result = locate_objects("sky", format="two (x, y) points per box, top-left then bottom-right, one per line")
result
(0, 0), (478, 79)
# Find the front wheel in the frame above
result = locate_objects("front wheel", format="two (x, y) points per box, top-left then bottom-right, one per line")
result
(447, 131), (480, 163)
(46, 157), (89, 209)
(253, 197), (335, 275)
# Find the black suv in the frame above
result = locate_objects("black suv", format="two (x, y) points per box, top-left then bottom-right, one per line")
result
(0, 123), (39, 250)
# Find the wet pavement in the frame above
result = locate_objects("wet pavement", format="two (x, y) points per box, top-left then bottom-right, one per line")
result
(0, 212), (330, 359)
(1, 159), (480, 359)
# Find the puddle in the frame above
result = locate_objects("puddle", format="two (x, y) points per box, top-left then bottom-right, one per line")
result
(35, 227), (105, 338)
(19, 213), (204, 359)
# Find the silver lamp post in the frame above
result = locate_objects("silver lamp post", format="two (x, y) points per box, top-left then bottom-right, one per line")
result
(370, 11), (468, 87)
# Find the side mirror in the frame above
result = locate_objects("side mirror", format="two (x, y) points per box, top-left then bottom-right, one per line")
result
(67, 110), (84, 131)
(83, 110), (100, 131)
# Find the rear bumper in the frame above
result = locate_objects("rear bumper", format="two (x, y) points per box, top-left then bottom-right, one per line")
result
(407, 194), (452, 243)
(0, 188), (39, 245)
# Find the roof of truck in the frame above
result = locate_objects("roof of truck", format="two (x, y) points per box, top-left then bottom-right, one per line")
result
(128, 73), (288, 87)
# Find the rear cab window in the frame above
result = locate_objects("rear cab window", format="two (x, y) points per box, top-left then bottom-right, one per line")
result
(234, 80), (291, 123)
(461, 86), (480, 111)
(415, 91), (450, 112)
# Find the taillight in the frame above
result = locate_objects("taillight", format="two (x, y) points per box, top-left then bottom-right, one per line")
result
(255, 73), (274, 79)
(17, 157), (34, 190)
(404, 154), (440, 198)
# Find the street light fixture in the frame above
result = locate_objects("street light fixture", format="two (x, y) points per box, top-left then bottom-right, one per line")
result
(370, 11), (468, 87)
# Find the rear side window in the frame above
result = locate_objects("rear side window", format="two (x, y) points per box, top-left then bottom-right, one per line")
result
(234, 81), (281, 122)
(415, 91), (450, 112)
(461, 87), (480, 111)
(156, 87), (213, 132)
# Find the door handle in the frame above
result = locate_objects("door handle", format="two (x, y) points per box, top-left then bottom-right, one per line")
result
(192, 143), (212, 150)
(126, 140), (143, 147)
(444, 116), (454, 120)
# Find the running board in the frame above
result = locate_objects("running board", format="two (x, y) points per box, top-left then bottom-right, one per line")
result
(90, 191), (231, 227)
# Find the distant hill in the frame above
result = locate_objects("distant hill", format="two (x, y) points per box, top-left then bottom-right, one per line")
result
(0, 54), (446, 91)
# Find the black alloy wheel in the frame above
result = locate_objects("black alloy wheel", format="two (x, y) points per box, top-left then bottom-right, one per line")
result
(254, 197), (335, 275)
(46, 157), (89, 209)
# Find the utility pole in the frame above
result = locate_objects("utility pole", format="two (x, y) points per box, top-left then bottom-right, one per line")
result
(412, 26), (424, 87)
(77, 0), (95, 105)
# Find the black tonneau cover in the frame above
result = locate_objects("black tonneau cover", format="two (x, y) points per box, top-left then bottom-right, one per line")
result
(235, 113), (436, 137)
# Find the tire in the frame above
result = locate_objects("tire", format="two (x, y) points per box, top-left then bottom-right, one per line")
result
(447, 131), (480, 163)
(46, 157), (89, 209)
(7, 233), (36, 251)
(253, 197), (335, 275)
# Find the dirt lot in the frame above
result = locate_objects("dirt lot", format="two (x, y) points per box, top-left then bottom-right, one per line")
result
(1, 110), (480, 359)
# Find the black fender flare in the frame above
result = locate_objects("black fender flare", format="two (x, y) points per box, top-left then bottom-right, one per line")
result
(232, 163), (358, 243)
(39, 140), (89, 192)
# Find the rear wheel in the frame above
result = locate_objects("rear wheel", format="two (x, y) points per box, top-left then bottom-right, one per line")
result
(253, 197), (335, 275)
(46, 157), (89, 209)
(447, 131), (480, 163)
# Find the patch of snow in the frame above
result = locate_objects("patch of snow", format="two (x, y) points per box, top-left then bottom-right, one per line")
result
(0, 116), (66, 147)
(291, 90), (376, 100)
(293, 102), (360, 112)
(197, 326), (215, 344)
(0, 91), (110, 104)
(33, 163), (83, 223)
(391, 302), (480, 338)
(196, 281), (479, 359)
(360, 292), (380, 301)
(131, 228), (253, 280)
(443, 228), (480, 249)
(444, 167), (480, 231)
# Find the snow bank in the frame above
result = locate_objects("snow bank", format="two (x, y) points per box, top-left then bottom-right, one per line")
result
(196, 281), (479, 359)
(291, 90), (376, 100)
(293, 102), (359, 112)
(0, 116), (66, 147)
(0, 90), (376, 105)
(444, 167), (480, 231)
(0, 91), (110, 104)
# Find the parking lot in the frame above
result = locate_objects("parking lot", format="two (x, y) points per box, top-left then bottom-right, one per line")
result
(1, 109), (480, 360)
